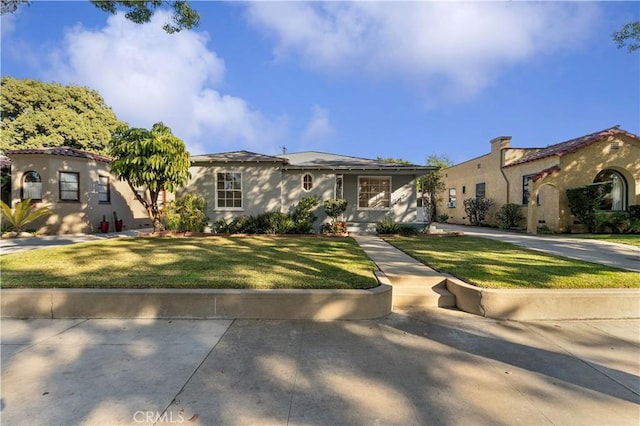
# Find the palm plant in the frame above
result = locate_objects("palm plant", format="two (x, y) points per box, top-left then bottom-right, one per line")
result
(1, 198), (53, 234)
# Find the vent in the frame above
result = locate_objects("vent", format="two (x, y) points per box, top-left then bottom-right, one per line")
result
(611, 142), (620, 150)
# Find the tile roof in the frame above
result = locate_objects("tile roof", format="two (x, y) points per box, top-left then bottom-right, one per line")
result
(0, 155), (10, 167)
(505, 126), (637, 167)
(190, 150), (286, 163)
(6, 147), (111, 163)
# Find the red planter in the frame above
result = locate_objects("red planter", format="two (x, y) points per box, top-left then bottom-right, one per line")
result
(100, 221), (110, 233)
(114, 220), (123, 232)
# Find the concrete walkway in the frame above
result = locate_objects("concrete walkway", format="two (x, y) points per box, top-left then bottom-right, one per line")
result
(436, 223), (640, 272)
(1, 311), (638, 425)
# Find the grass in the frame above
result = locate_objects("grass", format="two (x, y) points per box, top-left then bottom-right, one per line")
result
(565, 234), (640, 247)
(1, 237), (378, 289)
(384, 236), (639, 289)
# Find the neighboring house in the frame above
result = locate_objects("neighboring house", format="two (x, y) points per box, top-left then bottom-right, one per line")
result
(3, 147), (161, 234)
(182, 151), (435, 232)
(439, 126), (640, 233)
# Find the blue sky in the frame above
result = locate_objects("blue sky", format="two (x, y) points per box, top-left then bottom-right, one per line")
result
(1, 1), (638, 165)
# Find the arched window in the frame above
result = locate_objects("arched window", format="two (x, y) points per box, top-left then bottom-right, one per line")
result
(302, 174), (313, 191)
(22, 171), (42, 200)
(594, 169), (627, 211)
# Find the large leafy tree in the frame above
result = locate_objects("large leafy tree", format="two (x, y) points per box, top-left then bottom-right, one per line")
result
(613, 21), (640, 52)
(1, 0), (200, 33)
(109, 122), (190, 233)
(0, 77), (122, 154)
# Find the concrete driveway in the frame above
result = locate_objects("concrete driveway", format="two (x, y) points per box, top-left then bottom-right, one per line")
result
(1, 309), (638, 425)
(436, 223), (640, 272)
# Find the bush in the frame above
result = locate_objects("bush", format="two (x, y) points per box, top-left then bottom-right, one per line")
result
(323, 198), (348, 234)
(463, 198), (494, 226)
(254, 212), (295, 234)
(1, 198), (53, 234)
(629, 205), (640, 220)
(437, 214), (449, 223)
(322, 221), (347, 234)
(495, 203), (524, 229)
(566, 183), (611, 233)
(290, 196), (318, 233)
(397, 224), (418, 236)
(163, 194), (209, 232)
(376, 217), (400, 234)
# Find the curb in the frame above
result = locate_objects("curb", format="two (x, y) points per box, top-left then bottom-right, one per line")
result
(0, 272), (392, 320)
(445, 276), (640, 320)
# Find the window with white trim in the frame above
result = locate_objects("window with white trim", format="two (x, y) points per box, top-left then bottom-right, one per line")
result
(358, 176), (390, 209)
(59, 171), (79, 201)
(302, 174), (313, 191)
(447, 188), (456, 207)
(22, 171), (42, 200)
(217, 172), (242, 209)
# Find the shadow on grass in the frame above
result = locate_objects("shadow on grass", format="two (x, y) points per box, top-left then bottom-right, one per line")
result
(1, 236), (378, 290)
(385, 236), (639, 289)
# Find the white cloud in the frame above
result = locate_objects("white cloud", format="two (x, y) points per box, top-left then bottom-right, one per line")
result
(302, 105), (334, 142)
(245, 2), (598, 101)
(46, 11), (286, 154)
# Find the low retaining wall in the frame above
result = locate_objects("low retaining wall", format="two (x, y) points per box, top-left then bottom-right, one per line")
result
(446, 276), (640, 320)
(1, 272), (392, 320)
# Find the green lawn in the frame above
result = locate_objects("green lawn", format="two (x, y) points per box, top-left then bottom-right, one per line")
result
(1, 237), (378, 289)
(385, 236), (639, 289)
(565, 234), (640, 247)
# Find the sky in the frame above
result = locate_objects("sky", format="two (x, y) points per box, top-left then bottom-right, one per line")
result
(1, 1), (638, 165)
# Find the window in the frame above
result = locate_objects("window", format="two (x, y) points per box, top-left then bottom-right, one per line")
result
(59, 172), (79, 201)
(475, 182), (486, 200)
(447, 188), (456, 207)
(594, 169), (627, 211)
(22, 171), (42, 200)
(302, 174), (313, 191)
(98, 176), (110, 203)
(217, 172), (242, 209)
(462, 185), (466, 195)
(522, 175), (540, 206)
(358, 176), (390, 209)
(335, 174), (343, 199)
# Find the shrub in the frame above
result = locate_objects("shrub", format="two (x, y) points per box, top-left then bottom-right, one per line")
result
(376, 217), (400, 234)
(323, 198), (348, 234)
(566, 183), (611, 233)
(628, 205), (640, 220)
(322, 221), (347, 234)
(495, 203), (524, 229)
(398, 224), (418, 236)
(254, 212), (295, 234)
(0, 198), (53, 234)
(163, 194), (209, 232)
(437, 214), (449, 223)
(463, 198), (494, 226)
(291, 196), (318, 233)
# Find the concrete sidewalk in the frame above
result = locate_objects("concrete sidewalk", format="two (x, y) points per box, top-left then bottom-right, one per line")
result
(436, 223), (640, 272)
(1, 311), (638, 425)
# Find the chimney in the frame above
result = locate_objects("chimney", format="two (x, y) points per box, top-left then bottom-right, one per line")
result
(490, 136), (511, 153)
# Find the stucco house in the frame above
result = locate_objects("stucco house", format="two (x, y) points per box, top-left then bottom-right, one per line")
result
(2, 147), (162, 234)
(438, 126), (640, 233)
(181, 151), (435, 233)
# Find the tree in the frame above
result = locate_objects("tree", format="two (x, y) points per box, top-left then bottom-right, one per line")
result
(1, 198), (53, 235)
(419, 154), (453, 224)
(109, 122), (190, 233)
(566, 183), (612, 233)
(0, 77), (122, 154)
(1, 0), (200, 33)
(613, 21), (640, 52)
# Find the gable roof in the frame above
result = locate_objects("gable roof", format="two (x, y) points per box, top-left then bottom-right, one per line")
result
(505, 126), (637, 167)
(280, 151), (434, 171)
(190, 150), (286, 164)
(6, 147), (111, 163)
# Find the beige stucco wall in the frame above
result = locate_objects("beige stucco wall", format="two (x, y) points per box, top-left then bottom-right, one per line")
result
(8, 154), (151, 234)
(538, 134), (640, 232)
(440, 133), (640, 232)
